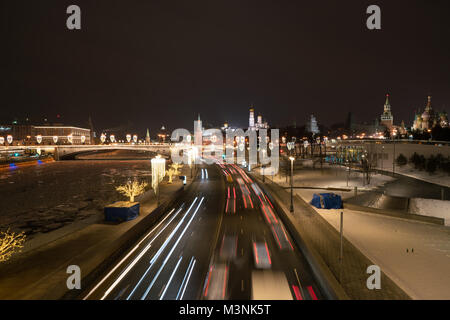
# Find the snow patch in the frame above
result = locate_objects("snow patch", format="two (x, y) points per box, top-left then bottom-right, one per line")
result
(408, 198), (450, 226)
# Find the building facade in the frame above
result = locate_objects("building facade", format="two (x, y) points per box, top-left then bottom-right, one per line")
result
(248, 105), (268, 131)
(412, 96), (449, 132)
(0, 124), (91, 145)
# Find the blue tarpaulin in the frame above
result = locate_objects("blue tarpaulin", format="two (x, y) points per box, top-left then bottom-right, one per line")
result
(310, 193), (343, 209)
(104, 201), (140, 222)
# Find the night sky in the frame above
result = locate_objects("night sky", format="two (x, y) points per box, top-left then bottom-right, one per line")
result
(3, 0), (450, 136)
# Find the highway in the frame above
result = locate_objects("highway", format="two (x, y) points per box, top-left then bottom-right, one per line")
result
(209, 163), (323, 300)
(83, 162), (323, 300)
(83, 164), (225, 300)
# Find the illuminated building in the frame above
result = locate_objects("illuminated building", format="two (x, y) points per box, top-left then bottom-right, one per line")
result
(412, 96), (448, 131)
(380, 94), (394, 129)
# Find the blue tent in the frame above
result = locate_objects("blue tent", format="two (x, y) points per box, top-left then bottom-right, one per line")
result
(310, 193), (343, 209)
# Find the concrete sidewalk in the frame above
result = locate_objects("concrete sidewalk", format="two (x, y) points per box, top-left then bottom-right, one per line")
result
(0, 167), (196, 299)
(252, 172), (410, 299)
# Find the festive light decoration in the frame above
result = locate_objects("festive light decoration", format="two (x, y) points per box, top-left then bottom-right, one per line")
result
(100, 133), (106, 143)
(36, 135), (42, 144)
(126, 134), (132, 143)
(67, 134), (73, 144)
(287, 142), (294, 150)
(166, 163), (183, 183)
(0, 137), (4, 145)
(116, 180), (148, 202)
(133, 134), (138, 143)
(151, 155), (166, 194)
(6, 135), (13, 144)
(53, 136), (58, 144)
(110, 134), (115, 143)
(0, 228), (26, 263)
(81, 135), (86, 144)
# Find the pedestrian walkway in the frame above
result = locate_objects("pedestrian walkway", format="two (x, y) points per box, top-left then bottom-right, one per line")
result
(295, 188), (450, 300)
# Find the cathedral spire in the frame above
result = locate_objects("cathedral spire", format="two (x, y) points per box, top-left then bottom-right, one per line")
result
(385, 93), (390, 106)
(426, 96), (432, 110)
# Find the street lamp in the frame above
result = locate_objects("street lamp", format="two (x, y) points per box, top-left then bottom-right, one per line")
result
(289, 156), (295, 212)
(392, 131), (397, 176)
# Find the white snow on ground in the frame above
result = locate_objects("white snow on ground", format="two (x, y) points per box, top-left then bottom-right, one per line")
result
(409, 198), (450, 226)
(273, 162), (394, 191)
(295, 188), (450, 300)
(375, 163), (450, 188)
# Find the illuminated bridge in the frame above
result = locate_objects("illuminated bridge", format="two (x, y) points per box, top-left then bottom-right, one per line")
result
(0, 143), (172, 160)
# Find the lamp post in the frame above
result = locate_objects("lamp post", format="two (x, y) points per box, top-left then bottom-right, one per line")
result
(289, 156), (295, 212)
(392, 132), (396, 176)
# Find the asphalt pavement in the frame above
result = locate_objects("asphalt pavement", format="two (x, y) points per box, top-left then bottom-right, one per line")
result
(83, 162), (323, 300)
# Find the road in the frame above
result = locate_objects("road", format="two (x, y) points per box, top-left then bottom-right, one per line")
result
(83, 162), (323, 300)
(210, 163), (322, 300)
(83, 164), (225, 300)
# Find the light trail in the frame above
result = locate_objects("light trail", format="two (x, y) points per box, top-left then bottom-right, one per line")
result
(177, 257), (196, 300)
(89, 206), (181, 300)
(126, 198), (198, 299)
(140, 197), (205, 300)
(159, 256), (183, 300)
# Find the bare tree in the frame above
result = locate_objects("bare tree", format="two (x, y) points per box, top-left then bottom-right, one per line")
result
(166, 163), (183, 183)
(0, 229), (26, 263)
(116, 180), (148, 202)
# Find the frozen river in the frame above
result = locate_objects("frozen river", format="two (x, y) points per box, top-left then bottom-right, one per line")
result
(0, 158), (152, 237)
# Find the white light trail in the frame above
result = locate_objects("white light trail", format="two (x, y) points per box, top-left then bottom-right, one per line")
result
(99, 207), (183, 300)
(180, 257), (197, 300)
(159, 256), (183, 300)
(126, 198), (198, 299)
(140, 197), (205, 300)
(176, 257), (196, 300)
(84, 207), (178, 300)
